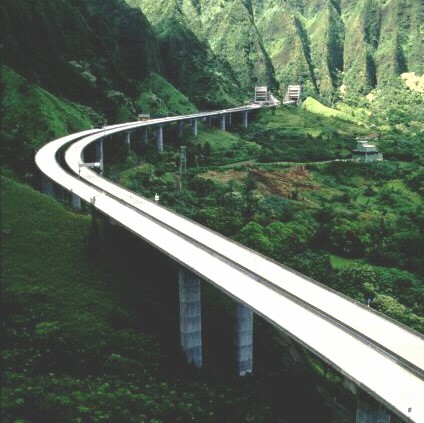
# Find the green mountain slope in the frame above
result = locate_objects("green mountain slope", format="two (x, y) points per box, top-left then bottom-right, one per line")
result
(253, 0), (423, 99)
(137, 72), (198, 116)
(127, 0), (277, 97)
(0, 66), (95, 179)
(186, 0), (278, 92)
(1, 0), (161, 116)
(125, 0), (242, 107)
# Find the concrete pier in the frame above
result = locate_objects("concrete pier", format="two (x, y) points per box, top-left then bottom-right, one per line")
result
(356, 397), (391, 423)
(227, 113), (232, 127)
(220, 115), (226, 131)
(71, 192), (81, 210)
(206, 116), (212, 128)
(95, 139), (104, 174)
(156, 125), (163, 152)
(125, 131), (131, 151)
(243, 111), (248, 129)
(178, 267), (202, 368)
(54, 184), (64, 202)
(234, 303), (253, 376)
(177, 121), (184, 138)
(42, 175), (53, 196)
(191, 119), (198, 136)
(141, 127), (148, 144)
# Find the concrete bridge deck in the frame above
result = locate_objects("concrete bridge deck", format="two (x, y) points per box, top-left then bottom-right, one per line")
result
(35, 106), (424, 423)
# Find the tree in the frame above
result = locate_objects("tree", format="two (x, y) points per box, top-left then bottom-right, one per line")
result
(236, 222), (273, 256)
(334, 265), (378, 302)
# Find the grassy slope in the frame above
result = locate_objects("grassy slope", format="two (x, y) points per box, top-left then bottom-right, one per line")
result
(0, 66), (96, 178)
(0, 177), (200, 421)
(1, 175), (340, 423)
(254, 104), (367, 138)
(137, 72), (198, 116)
(301, 97), (359, 123)
(1, 176), (167, 421)
(1, 176), (119, 341)
(125, 0), (241, 108)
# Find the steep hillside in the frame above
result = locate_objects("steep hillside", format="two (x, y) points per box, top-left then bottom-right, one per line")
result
(125, 0), (422, 102)
(1, 2), (423, 422)
(137, 73), (198, 116)
(0, 66), (96, 179)
(125, 0), (242, 107)
(127, 0), (277, 99)
(186, 0), (278, 92)
(1, 0), (241, 118)
(253, 0), (423, 99)
(1, 0), (161, 118)
(3, 0), (421, 110)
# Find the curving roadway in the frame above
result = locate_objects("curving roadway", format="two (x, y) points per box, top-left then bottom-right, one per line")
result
(36, 105), (424, 422)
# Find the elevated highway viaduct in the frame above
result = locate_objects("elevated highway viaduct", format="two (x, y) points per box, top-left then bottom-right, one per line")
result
(36, 105), (424, 423)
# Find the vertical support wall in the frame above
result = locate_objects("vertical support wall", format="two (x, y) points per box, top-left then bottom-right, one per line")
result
(95, 139), (104, 174)
(156, 125), (163, 152)
(177, 121), (184, 138)
(54, 185), (64, 202)
(220, 115), (226, 131)
(228, 113), (232, 127)
(191, 119), (198, 136)
(207, 116), (212, 128)
(356, 397), (391, 423)
(178, 267), (202, 368)
(125, 131), (131, 151)
(141, 127), (148, 144)
(71, 192), (81, 211)
(42, 175), (53, 196)
(243, 111), (248, 129)
(234, 303), (253, 376)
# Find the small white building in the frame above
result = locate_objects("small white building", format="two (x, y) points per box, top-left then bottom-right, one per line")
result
(352, 139), (383, 163)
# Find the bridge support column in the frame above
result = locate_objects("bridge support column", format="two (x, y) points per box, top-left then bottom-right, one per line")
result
(54, 184), (64, 202)
(227, 113), (232, 127)
(71, 192), (81, 211)
(191, 119), (198, 136)
(125, 131), (131, 151)
(220, 115), (226, 131)
(95, 139), (104, 174)
(178, 267), (202, 368)
(42, 175), (53, 196)
(177, 122), (184, 138)
(234, 303), (253, 376)
(206, 116), (212, 128)
(156, 125), (163, 152)
(141, 127), (148, 144)
(356, 397), (391, 423)
(242, 111), (248, 129)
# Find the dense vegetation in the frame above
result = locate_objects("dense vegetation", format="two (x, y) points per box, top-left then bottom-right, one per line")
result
(2, 176), (358, 423)
(115, 104), (424, 333)
(1, 0), (423, 421)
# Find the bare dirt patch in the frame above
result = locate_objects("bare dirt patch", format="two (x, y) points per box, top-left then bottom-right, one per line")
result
(200, 166), (319, 198)
(251, 166), (318, 197)
(199, 169), (247, 184)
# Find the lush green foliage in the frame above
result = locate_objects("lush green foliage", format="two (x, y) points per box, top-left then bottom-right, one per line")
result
(0, 66), (96, 180)
(1, 176), (342, 423)
(118, 106), (423, 332)
(1, 0), (161, 119)
(1, 1), (423, 421)
(137, 73), (198, 116)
